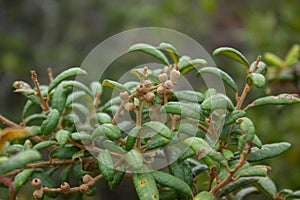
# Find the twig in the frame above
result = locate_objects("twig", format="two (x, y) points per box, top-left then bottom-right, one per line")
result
(26, 159), (77, 168)
(112, 102), (125, 125)
(47, 67), (54, 83)
(30, 70), (50, 112)
(0, 115), (22, 128)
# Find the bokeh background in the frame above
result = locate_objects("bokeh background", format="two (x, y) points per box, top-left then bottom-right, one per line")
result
(1, 0), (300, 199)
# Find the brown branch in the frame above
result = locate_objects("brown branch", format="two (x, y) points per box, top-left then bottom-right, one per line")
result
(112, 102), (125, 125)
(0, 115), (22, 128)
(47, 67), (54, 83)
(30, 70), (50, 112)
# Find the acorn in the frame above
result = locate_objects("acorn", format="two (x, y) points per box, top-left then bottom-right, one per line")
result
(119, 91), (129, 101)
(144, 92), (155, 102)
(158, 73), (168, 83)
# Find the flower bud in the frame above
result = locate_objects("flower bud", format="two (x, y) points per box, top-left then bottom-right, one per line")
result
(136, 84), (143, 93)
(60, 182), (70, 194)
(31, 178), (42, 189)
(143, 80), (152, 88)
(158, 73), (168, 83)
(144, 92), (155, 102)
(33, 189), (44, 199)
(170, 69), (180, 83)
(80, 184), (89, 193)
(82, 174), (93, 184)
(157, 86), (165, 95)
(119, 91), (129, 101)
(163, 80), (174, 89)
(125, 102), (135, 111)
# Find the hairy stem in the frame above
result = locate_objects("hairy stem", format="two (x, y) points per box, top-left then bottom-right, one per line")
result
(31, 70), (50, 112)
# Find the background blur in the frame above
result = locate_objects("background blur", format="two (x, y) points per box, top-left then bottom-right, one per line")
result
(1, 0), (300, 199)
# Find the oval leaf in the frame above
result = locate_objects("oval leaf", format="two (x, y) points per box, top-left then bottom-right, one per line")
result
(143, 121), (172, 139)
(157, 42), (180, 63)
(194, 191), (215, 200)
(126, 126), (142, 151)
(97, 149), (115, 182)
(40, 109), (60, 135)
(13, 168), (34, 193)
(133, 172), (159, 200)
(213, 47), (249, 68)
(201, 93), (234, 111)
(48, 67), (87, 93)
(102, 79), (130, 93)
(264, 52), (283, 67)
(125, 149), (143, 170)
(129, 43), (169, 65)
(248, 94), (300, 108)
(179, 58), (207, 75)
(247, 73), (266, 88)
(92, 124), (122, 141)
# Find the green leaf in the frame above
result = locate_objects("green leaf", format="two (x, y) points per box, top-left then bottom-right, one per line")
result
(213, 47), (249, 68)
(250, 61), (267, 74)
(55, 130), (70, 146)
(62, 80), (93, 97)
(22, 100), (34, 119)
(179, 58), (207, 75)
(194, 191), (215, 200)
(169, 162), (193, 187)
(201, 93), (234, 111)
(97, 149), (115, 182)
(222, 149), (234, 160)
(254, 177), (277, 199)
(236, 187), (258, 200)
(264, 52), (284, 67)
(102, 79), (130, 93)
(13, 168), (34, 193)
(219, 177), (259, 197)
(284, 44), (299, 67)
(109, 165), (126, 190)
(71, 103), (90, 119)
(33, 140), (57, 150)
(70, 132), (92, 141)
(90, 112), (112, 125)
(225, 110), (246, 125)
(151, 171), (192, 197)
(103, 140), (125, 154)
(143, 121), (172, 139)
(92, 124), (122, 141)
(247, 142), (291, 162)
(125, 149), (143, 170)
(40, 109), (60, 135)
(145, 134), (171, 150)
(52, 83), (71, 114)
(171, 90), (204, 103)
(24, 113), (46, 125)
(161, 102), (204, 121)
(248, 94), (300, 108)
(157, 42), (180, 63)
(90, 81), (103, 96)
(0, 150), (41, 175)
(159, 187), (179, 200)
(48, 67), (87, 93)
(129, 43), (169, 65)
(126, 126), (141, 151)
(238, 165), (270, 177)
(133, 172), (159, 200)
(197, 67), (238, 92)
(237, 117), (255, 151)
(247, 73), (266, 88)
(65, 91), (87, 106)
(50, 146), (79, 159)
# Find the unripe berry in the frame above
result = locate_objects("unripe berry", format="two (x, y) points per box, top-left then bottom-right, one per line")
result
(31, 178), (42, 189)
(33, 189), (44, 199)
(158, 73), (168, 83)
(163, 80), (174, 89)
(119, 91), (129, 101)
(144, 92), (155, 102)
(143, 80), (152, 88)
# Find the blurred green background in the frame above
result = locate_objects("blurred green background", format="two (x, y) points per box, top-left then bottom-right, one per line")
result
(1, 0), (300, 199)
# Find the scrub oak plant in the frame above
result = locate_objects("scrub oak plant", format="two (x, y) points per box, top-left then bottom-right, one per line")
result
(0, 42), (299, 200)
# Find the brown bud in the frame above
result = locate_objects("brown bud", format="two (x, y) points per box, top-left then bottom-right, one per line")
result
(163, 80), (174, 89)
(164, 66), (169, 73)
(158, 73), (168, 83)
(31, 178), (42, 189)
(124, 102), (135, 111)
(33, 189), (44, 199)
(136, 84), (143, 93)
(143, 80), (152, 88)
(60, 182), (71, 194)
(82, 174), (93, 184)
(119, 91), (129, 101)
(80, 184), (89, 193)
(157, 85), (165, 95)
(170, 69), (180, 83)
(144, 92), (155, 102)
